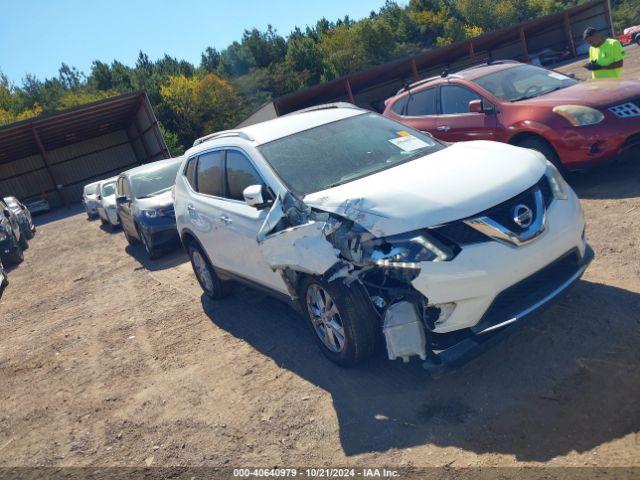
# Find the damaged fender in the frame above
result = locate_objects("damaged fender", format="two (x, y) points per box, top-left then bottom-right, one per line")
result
(260, 221), (341, 276)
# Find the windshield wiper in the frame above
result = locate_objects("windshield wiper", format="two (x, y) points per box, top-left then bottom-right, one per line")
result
(511, 85), (567, 102)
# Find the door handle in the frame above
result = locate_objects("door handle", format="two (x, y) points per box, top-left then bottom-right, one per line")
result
(187, 203), (195, 212)
(219, 214), (232, 225)
(436, 125), (451, 132)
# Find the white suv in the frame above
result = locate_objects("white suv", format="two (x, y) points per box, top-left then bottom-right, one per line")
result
(174, 104), (592, 367)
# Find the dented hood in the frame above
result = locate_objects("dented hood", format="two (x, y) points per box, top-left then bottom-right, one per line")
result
(303, 141), (547, 237)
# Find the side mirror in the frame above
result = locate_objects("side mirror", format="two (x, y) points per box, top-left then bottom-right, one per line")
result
(243, 184), (269, 209)
(468, 99), (484, 113)
(115, 195), (129, 205)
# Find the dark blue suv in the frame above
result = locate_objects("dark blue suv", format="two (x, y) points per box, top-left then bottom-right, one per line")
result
(115, 158), (183, 259)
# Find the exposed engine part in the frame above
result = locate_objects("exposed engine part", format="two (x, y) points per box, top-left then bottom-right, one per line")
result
(382, 301), (427, 362)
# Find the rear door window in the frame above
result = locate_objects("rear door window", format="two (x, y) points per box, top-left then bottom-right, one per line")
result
(225, 150), (263, 201)
(196, 151), (224, 197)
(405, 87), (438, 116)
(440, 85), (481, 114)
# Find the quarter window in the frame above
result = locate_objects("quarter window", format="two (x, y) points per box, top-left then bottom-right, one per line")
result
(184, 157), (198, 190)
(225, 150), (263, 201)
(440, 85), (481, 114)
(196, 151), (224, 197)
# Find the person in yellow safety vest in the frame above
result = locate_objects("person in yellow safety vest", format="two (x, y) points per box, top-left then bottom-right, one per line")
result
(583, 27), (625, 79)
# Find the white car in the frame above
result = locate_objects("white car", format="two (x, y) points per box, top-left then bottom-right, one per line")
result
(174, 104), (592, 367)
(96, 176), (119, 229)
(82, 181), (101, 219)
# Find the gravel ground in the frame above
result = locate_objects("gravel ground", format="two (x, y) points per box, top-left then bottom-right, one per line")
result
(1, 55), (639, 473)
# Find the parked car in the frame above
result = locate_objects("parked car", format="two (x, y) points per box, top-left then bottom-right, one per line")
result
(116, 158), (182, 259)
(96, 176), (120, 229)
(174, 104), (592, 367)
(0, 259), (7, 299)
(24, 197), (50, 215)
(383, 60), (640, 172)
(82, 181), (101, 219)
(0, 198), (28, 265)
(618, 25), (640, 46)
(3, 196), (36, 239)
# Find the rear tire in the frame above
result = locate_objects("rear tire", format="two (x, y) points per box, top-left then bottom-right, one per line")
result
(187, 242), (232, 299)
(300, 276), (379, 367)
(516, 137), (566, 175)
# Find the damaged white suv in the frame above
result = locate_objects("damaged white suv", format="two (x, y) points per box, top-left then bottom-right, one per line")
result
(175, 104), (592, 367)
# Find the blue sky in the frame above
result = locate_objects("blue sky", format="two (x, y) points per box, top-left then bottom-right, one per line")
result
(0, 0), (393, 85)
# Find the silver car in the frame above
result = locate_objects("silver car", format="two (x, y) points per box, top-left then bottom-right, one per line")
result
(96, 177), (120, 229)
(82, 181), (101, 219)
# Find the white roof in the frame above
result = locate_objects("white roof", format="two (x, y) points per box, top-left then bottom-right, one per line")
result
(187, 107), (366, 158)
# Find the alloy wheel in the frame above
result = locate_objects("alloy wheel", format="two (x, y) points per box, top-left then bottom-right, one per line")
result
(306, 284), (346, 353)
(192, 249), (214, 294)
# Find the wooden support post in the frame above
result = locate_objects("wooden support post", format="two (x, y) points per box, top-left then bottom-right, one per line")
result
(563, 12), (577, 57)
(411, 59), (419, 81)
(140, 97), (169, 159)
(344, 78), (355, 104)
(519, 27), (530, 63)
(132, 118), (152, 164)
(31, 123), (67, 208)
(125, 125), (145, 165)
(469, 40), (475, 58)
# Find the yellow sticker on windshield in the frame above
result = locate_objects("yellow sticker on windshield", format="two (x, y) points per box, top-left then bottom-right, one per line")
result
(396, 131), (411, 137)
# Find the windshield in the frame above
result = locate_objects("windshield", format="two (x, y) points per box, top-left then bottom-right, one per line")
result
(84, 184), (98, 195)
(130, 161), (181, 199)
(101, 181), (116, 197)
(474, 65), (578, 102)
(258, 113), (444, 195)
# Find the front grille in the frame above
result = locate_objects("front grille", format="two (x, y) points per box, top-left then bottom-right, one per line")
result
(609, 101), (640, 118)
(471, 249), (583, 334)
(433, 175), (553, 245)
(434, 222), (490, 245)
(473, 175), (552, 234)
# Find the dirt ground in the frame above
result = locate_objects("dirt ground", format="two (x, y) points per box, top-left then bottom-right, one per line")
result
(1, 53), (640, 473)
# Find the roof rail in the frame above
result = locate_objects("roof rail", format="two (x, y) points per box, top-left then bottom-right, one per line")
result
(285, 102), (362, 116)
(456, 59), (522, 74)
(192, 130), (255, 147)
(396, 74), (462, 95)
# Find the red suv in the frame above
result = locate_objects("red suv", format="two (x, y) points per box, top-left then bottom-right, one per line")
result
(383, 61), (640, 171)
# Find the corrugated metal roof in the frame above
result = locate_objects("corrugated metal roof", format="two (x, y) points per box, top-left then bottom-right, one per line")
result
(0, 91), (145, 163)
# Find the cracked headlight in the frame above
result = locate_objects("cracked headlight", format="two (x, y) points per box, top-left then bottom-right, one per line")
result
(370, 232), (454, 269)
(552, 105), (604, 127)
(545, 161), (568, 200)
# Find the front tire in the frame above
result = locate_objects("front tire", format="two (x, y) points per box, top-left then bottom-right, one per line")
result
(137, 225), (160, 260)
(187, 242), (232, 299)
(18, 233), (28, 250)
(516, 137), (566, 174)
(5, 244), (24, 266)
(300, 276), (378, 367)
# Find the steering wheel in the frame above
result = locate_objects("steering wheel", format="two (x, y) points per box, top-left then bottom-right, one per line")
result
(522, 84), (542, 97)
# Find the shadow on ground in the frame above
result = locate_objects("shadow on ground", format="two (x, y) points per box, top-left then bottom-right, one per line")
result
(567, 152), (640, 200)
(125, 243), (188, 271)
(200, 279), (640, 460)
(32, 204), (85, 227)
